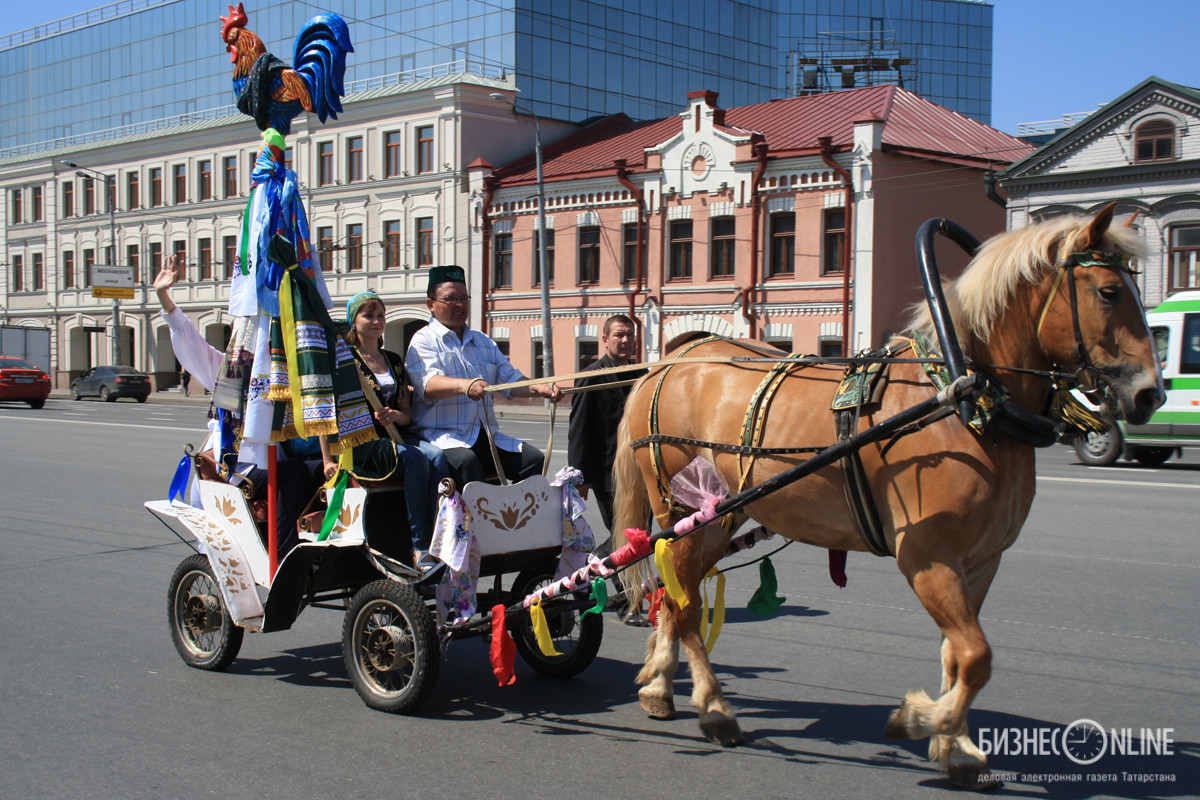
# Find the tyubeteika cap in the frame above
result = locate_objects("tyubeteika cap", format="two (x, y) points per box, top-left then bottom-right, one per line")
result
(345, 290), (381, 323)
(427, 265), (466, 293)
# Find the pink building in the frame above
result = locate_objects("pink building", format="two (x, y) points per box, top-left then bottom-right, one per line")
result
(471, 86), (1033, 377)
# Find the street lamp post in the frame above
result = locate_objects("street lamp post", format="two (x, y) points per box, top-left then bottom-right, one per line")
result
(490, 93), (553, 384)
(62, 161), (120, 366)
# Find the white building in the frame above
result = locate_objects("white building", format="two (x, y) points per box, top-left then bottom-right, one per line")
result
(1001, 77), (1200, 307)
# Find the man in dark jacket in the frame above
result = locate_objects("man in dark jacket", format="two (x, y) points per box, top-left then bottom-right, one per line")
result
(567, 314), (642, 535)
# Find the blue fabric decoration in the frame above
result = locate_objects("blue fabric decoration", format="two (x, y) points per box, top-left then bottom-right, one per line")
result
(168, 454), (192, 502)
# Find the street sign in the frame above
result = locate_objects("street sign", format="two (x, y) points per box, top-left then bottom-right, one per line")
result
(92, 286), (135, 299)
(90, 265), (134, 289)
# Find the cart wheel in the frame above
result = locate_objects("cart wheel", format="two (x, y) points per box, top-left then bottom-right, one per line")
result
(343, 579), (439, 714)
(168, 554), (244, 671)
(510, 567), (603, 678)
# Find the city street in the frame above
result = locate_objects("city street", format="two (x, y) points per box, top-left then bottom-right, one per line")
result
(1, 398), (1197, 799)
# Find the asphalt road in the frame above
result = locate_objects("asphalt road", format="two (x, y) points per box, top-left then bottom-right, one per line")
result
(1, 397), (1197, 799)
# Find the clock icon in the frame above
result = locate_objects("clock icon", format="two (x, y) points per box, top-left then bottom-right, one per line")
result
(1062, 719), (1107, 765)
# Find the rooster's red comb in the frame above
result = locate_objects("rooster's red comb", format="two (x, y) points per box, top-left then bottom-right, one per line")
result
(220, 2), (248, 42)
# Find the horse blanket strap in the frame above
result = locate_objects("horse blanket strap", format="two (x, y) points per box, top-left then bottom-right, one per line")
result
(735, 354), (808, 495)
(629, 434), (822, 457)
(833, 353), (893, 558)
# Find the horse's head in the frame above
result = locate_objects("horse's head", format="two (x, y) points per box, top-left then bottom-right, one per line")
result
(1037, 203), (1165, 425)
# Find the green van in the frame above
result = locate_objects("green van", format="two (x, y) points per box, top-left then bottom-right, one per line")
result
(1073, 290), (1200, 465)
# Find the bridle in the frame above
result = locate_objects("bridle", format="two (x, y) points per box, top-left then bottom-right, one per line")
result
(1034, 228), (1139, 395)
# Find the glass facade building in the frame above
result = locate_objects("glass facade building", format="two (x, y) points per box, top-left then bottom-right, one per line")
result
(1, 0), (991, 154)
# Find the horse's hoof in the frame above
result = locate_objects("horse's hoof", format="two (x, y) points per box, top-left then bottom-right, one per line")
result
(885, 703), (911, 740)
(948, 763), (999, 792)
(699, 711), (744, 747)
(639, 689), (676, 720)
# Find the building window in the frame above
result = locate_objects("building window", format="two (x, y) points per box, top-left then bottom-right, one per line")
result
(383, 220), (402, 268)
(493, 232), (512, 288)
(669, 220), (693, 279)
(622, 222), (638, 282)
(31, 186), (42, 222)
(384, 131), (402, 177)
(149, 242), (162, 278)
(173, 241), (187, 280)
(126, 172), (139, 209)
(83, 248), (95, 287)
(62, 180), (74, 218)
(197, 160), (212, 200)
(346, 223), (363, 271)
(769, 213), (795, 276)
(1135, 120), (1175, 164)
(533, 341), (546, 379)
(126, 244), (139, 284)
(10, 189), (21, 223)
(822, 209), (845, 275)
(198, 238), (213, 280)
(62, 250), (75, 289)
(577, 340), (599, 371)
(819, 339), (843, 358)
(416, 217), (433, 266)
(346, 136), (363, 183)
(284, 148), (293, 172)
(173, 164), (186, 204)
(222, 235), (237, 279)
(149, 168), (163, 207)
(32, 253), (43, 291)
(317, 226), (333, 266)
(533, 228), (555, 285)
(104, 245), (114, 266)
(83, 176), (96, 215)
(416, 125), (434, 173)
(318, 141), (333, 185)
(1169, 225), (1200, 291)
(579, 226), (601, 283)
(710, 216), (736, 278)
(10, 255), (22, 292)
(223, 156), (238, 198)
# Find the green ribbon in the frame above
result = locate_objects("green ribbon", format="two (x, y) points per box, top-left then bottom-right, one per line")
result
(238, 192), (254, 276)
(580, 577), (608, 619)
(317, 470), (348, 541)
(747, 557), (786, 618)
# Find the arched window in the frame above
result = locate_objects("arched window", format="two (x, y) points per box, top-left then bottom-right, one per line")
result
(1135, 120), (1175, 163)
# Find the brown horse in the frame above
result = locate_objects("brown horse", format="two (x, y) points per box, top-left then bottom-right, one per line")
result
(610, 205), (1164, 789)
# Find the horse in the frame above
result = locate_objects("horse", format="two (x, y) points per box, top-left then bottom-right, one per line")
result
(610, 204), (1164, 789)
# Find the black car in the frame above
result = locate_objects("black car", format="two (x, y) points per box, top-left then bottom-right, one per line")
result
(70, 365), (151, 402)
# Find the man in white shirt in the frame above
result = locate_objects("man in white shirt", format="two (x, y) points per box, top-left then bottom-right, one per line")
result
(405, 265), (562, 487)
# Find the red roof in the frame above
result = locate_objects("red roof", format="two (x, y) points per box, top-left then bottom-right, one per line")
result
(494, 85), (1033, 186)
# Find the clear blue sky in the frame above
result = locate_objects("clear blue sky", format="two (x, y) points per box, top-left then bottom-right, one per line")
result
(13, 0), (1199, 135)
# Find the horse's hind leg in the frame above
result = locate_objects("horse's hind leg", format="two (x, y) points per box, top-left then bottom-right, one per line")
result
(635, 604), (680, 719)
(887, 554), (996, 790)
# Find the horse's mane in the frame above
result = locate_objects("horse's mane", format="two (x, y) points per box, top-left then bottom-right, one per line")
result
(899, 214), (1144, 352)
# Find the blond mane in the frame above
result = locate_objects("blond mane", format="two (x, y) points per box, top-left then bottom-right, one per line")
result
(900, 213), (1144, 352)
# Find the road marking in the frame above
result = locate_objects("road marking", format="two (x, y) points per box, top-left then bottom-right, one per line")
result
(0, 412), (200, 433)
(1039, 475), (1199, 490)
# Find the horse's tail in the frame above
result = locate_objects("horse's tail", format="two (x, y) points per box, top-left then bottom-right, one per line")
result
(611, 410), (654, 610)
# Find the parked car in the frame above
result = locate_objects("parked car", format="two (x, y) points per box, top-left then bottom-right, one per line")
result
(0, 356), (52, 408)
(1071, 290), (1200, 466)
(71, 365), (151, 402)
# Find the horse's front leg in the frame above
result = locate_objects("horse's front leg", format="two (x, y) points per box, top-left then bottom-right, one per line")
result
(668, 525), (743, 746)
(887, 553), (996, 790)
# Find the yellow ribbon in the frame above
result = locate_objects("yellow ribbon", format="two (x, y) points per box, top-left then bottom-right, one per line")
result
(698, 567), (726, 654)
(654, 538), (688, 608)
(529, 600), (562, 657)
(278, 266), (306, 438)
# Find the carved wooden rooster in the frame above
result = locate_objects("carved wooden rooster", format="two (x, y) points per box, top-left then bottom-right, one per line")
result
(220, 3), (354, 134)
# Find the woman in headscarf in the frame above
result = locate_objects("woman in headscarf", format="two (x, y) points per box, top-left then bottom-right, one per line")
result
(320, 291), (449, 564)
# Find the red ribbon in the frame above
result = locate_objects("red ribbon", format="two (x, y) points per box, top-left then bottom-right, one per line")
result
(489, 603), (516, 686)
(648, 587), (665, 628)
(611, 527), (652, 567)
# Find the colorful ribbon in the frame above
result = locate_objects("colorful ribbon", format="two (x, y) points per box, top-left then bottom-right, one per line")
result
(580, 577), (608, 619)
(654, 538), (687, 608)
(276, 264), (306, 437)
(699, 567), (726, 654)
(489, 603), (516, 686)
(317, 469), (348, 541)
(747, 557), (787, 617)
(168, 453), (191, 503)
(529, 600), (562, 657)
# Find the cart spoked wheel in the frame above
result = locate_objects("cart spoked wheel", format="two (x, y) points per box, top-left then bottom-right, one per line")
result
(168, 554), (244, 671)
(343, 580), (439, 714)
(510, 567), (603, 678)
